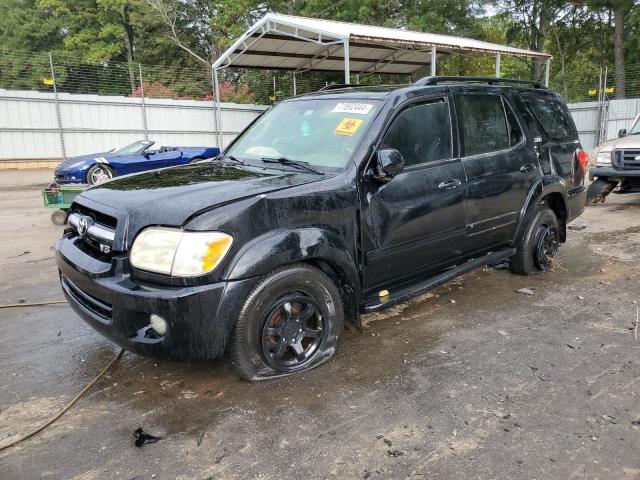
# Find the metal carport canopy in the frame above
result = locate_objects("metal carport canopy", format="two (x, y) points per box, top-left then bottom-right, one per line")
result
(211, 13), (552, 147)
(213, 13), (551, 79)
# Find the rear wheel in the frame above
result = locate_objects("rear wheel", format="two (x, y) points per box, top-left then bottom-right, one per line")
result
(229, 264), (344, 381)
(86, 164), (114, 185)
(510, 206), (560, 275)
(586, 178), (617, 205)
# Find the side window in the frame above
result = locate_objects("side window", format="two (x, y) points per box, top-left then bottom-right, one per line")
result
(521, 93), (576, 141)
(455, 94), (514, 156)
(382, 100), (452, 166)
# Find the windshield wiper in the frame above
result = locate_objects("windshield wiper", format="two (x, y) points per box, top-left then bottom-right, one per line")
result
(261, 157), (324, 175)
(216, 154), (245, 165)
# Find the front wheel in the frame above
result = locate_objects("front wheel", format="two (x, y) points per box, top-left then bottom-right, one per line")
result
(229, 264), (344, 381)
(86, 164), (114, 185)
(510, 206), (560, 275)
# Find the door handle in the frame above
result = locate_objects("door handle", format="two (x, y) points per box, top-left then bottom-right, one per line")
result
(520, 164), (537, 173)
(437, 179), (462, 191)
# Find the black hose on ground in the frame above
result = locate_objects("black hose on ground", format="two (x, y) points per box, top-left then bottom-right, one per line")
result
(0, 348), (125, 452)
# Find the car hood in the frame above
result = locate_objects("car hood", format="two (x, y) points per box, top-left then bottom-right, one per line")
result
(598, 134), (640, 151)
(76, 163), (326, 229)
(56, 152), (113, 172)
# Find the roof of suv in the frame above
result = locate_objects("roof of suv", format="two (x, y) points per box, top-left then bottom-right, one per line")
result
(293, 76), (548, 101)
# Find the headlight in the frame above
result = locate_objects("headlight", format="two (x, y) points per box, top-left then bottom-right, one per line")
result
(130, 227), (233, 277)
(596, 151), (612, 165)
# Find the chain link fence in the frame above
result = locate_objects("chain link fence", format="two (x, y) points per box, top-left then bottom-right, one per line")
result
(2, 49), (640, 160)
(4, 50), (640, 104)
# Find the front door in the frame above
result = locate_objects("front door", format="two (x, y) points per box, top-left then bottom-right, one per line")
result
(453, 90), (540, 252)
(361, 96), (467, 294)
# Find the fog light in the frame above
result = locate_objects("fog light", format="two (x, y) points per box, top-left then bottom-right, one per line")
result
(149, 314), (167, 336)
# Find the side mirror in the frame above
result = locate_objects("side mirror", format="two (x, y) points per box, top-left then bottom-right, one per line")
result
(373, 148), (405, 182)
(618, 128), (627, 138)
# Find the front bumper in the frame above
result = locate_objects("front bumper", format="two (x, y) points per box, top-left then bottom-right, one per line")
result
(55, 235), (258, 359)
(589, 166), (640, 182)
(54, 171), (85, 184)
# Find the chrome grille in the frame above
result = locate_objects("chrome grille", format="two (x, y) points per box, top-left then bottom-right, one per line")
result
(68, 212), (115, 255)
(614, 149), (640, 169)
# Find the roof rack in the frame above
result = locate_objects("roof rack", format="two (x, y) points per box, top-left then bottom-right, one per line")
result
(319, 84), (359, 91)
(415, 76), (546, 89)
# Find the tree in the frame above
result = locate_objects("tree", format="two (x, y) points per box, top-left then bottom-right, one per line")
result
(588, 0), (635, 98)
(494, 0), (570, 82)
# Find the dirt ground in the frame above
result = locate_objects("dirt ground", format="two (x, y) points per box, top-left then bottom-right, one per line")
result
(0, 169), (639, 480)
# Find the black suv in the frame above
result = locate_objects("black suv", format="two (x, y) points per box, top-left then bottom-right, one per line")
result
(55, 77), (587, 380)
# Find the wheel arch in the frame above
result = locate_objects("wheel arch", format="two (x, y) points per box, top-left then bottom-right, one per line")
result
(513, 177), (568, 244)
(81, 160), (98, 182)
(223, 228), (362, 325)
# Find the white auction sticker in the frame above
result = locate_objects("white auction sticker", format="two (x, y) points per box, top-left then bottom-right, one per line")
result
(332, 102), (374, 115)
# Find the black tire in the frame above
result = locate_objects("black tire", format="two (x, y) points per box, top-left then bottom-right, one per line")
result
(189, 156), (204, 164)
(51, 209), (68, 226)
(586, 178), (617, 205)
(86, 164), (114, 185)
(229, 264), (344, 381)
(510, 206), (560, 275)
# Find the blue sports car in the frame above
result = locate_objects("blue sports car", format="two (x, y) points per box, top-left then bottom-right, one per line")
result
(54, 140), (220, 185)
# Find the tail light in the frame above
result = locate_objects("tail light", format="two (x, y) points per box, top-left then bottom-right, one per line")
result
(576, 149), (589, 174)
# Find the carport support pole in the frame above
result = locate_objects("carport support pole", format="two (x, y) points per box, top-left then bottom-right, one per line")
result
(495, 53), (501, 78)
(213, 67), (223, 149)
(343, 40), (350, 84)
(430, 46), (437, 76)
(293, 73), (297, 96)
(138, 64), (149, 140)
(544, 58), (551, 87)
(48, 53), (66, 160)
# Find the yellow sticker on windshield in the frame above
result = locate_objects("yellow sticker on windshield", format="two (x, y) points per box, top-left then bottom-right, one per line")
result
(335, 117), (363, 136)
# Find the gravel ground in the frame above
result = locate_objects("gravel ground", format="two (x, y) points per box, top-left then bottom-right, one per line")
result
(0, 169), (638, 480)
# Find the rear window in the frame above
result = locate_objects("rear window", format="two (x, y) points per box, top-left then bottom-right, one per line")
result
(521, 93), (576, 141)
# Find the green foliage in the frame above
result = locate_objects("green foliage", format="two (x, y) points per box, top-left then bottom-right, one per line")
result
(1, 0), (640, 101)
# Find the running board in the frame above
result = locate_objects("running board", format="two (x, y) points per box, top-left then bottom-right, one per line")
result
(361, 248), (516, 313)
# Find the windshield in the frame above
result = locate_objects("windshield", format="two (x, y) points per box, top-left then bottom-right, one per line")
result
(629, 117), (640, 135)
(113, 140), (153, 155)
(226, 98), (381, 168)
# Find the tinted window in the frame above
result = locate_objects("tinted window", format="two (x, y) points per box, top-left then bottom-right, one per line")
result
(456, 94), (516, 156)
(504, 100), (524, 146)
(521, 93), (576, 141)
(382, 100), (452, 166)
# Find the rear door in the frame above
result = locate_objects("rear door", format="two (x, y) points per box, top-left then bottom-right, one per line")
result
(361, 95), (467, 293)
(454, 89), (540, 252)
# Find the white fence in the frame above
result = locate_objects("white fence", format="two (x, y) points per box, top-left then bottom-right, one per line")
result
(0, 89), (266, 160)
(1, 89), (639, 160)
(568, 98), (640, 150)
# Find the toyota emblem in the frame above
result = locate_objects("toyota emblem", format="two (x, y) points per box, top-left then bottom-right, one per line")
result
(78, 216), (89, 237)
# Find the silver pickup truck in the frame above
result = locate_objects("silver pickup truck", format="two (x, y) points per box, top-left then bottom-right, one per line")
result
(588, 114), (640, 204)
